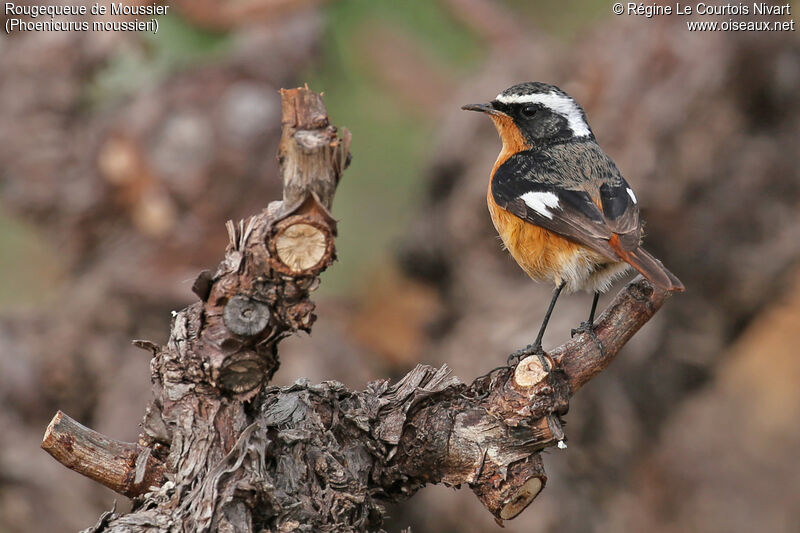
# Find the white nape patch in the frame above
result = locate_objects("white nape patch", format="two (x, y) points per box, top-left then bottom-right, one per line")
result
(626, 187), (637, 204)
(495, 91), (592, 138)
(520, 191), (560, 219)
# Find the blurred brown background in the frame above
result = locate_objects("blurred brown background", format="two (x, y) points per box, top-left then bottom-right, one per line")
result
(1, 1), (799, 532)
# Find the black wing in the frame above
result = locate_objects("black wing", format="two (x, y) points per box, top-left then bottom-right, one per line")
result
(597, 181), (640, 249)
(492, 150), (641, 258)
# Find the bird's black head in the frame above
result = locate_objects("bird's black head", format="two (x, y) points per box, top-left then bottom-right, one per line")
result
(462, 82), (593, 148)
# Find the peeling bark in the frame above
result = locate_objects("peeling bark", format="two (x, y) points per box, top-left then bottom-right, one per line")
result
(42, 87), (675, 532)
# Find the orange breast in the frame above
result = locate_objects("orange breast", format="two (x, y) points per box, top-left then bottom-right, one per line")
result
(487, 186), (591, 284)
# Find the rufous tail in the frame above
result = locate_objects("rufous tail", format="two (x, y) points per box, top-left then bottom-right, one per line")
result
(609, 235), (685, 292)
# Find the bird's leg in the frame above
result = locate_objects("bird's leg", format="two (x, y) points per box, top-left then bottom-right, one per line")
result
(571, 291), (604, 355)
(508, 282), (566, 368)
(588, 290), (599, 324)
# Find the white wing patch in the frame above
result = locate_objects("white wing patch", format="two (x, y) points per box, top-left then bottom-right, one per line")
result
(626, 187), (637, 204)
(495, 91), (592, 138)
(520, 191), (560, 219)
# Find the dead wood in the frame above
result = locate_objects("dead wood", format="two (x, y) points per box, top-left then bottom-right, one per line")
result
(42, 411), (166, 499)
(42, 87), (673, 532)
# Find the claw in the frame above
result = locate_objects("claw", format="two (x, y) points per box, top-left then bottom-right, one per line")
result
(571, 321), (605, 356)
(507, 343), (549, 372)
(570, 321), (593, 337)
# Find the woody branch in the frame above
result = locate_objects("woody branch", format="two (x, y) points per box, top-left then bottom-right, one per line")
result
(41, 87), (671, 531)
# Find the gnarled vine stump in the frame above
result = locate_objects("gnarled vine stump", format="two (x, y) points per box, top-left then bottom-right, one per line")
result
(42, 87), (674, 532)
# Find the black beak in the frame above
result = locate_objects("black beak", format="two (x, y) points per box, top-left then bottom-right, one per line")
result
(461, 102), (505, 116)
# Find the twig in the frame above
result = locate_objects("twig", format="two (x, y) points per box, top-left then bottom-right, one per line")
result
(553, 278), (667, 393)
(41, 411), (166, 498)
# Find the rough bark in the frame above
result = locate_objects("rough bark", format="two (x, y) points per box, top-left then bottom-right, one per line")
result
(42, 87), (675, 532)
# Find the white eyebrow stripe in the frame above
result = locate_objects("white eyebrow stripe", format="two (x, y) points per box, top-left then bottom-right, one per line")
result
(495, 91), (592, 138)
(520, 191), (560, 219)
(626, 188), (637, 204)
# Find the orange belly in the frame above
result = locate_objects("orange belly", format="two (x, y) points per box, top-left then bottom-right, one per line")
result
(486, 187), (617, 292)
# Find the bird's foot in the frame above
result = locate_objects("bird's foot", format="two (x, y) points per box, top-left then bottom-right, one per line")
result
(571, 321), (605, 356)
(507, 343), (550, 372)
(570, 320), (594, 338)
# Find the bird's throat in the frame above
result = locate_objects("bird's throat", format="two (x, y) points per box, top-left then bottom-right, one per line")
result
(489, 114), (530, 173)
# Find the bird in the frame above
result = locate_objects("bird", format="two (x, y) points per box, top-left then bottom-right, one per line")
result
(462, 82), (684, 365)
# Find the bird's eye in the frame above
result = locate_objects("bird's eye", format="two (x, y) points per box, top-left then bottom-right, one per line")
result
(521, 105), (538, 118)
